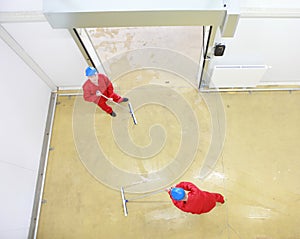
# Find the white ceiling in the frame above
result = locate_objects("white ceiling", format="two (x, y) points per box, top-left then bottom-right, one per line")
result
(240, 0), (300, 9)
(0, 0), (42, 12)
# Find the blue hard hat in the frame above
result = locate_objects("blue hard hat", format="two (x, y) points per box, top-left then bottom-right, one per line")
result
(85, 66), (97, 76)
(170, 187), (185, 201)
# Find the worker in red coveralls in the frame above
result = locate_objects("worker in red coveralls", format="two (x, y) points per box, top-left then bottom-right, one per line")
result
(82, 66), (128, 117)
(167, 181), (225, 214)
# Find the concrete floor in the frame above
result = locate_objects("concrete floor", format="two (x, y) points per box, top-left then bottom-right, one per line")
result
(37, 27), (300, 238)
(37, 82), (300, 238)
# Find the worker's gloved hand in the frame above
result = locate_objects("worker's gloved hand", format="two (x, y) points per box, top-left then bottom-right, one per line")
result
(96, 90), (101, 96)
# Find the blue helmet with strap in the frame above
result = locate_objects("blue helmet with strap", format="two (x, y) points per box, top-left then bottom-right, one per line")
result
(170, 187), (186, 201)
(85, 66), (97, 76)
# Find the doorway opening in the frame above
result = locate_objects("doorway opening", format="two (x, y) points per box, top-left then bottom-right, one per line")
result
(73, 26), (212, 89)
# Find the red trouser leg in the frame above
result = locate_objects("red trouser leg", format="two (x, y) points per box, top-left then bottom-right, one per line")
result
(110, 92), (122, 103)
(97, 97), (113, 114)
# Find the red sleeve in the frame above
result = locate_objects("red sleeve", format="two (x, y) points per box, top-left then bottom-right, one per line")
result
(82, 81), (99, 103)
(175, 182), (199, 193)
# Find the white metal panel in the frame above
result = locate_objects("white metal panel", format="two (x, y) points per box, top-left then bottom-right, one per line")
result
(0, 37), (51, 169)
(209, 65), (268, 88)
(2, 22), (87, 88)
(212, 18), (300, 84)
(0, 24), (56, 89)
(0, 163), (37, 238)
(43, 0), (227, 28)
(0, 34), (51, 238)
(44, 0), (224, 12)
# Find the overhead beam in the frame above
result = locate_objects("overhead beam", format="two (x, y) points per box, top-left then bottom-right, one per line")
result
(45, 10), (227, 28)
(45, 11), (225, 28)
(43, 0), (229, 28)
(43, 0), (224, 12)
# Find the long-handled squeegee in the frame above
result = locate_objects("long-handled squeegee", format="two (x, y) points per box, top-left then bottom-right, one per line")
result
(128, 102), (137, 125)
(97, 91), (137, 125)
(120, 187), (166, 217)
(120, 187), (128, 217)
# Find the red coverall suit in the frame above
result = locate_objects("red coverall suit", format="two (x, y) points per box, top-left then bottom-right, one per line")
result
(168, 182), (224, 214)
(82, 73), (122, 114)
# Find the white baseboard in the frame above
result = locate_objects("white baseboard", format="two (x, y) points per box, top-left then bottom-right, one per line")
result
(258, 81), (300, 86)
(58, 86), (82, 91)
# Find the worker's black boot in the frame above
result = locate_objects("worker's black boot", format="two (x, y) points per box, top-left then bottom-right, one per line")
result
(110, 111), (117, 117)
(121, 97), (128, 102)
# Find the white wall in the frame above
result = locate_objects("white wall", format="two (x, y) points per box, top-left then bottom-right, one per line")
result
(1, 22), (87, 89)
(0, 38), (51, 238)
(0, 1), (87, 239)
(0, 0), (42, 12)
(1, 0), (88, 89)
(209, 1), (300, 85)
(212, 17), (300, 84)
